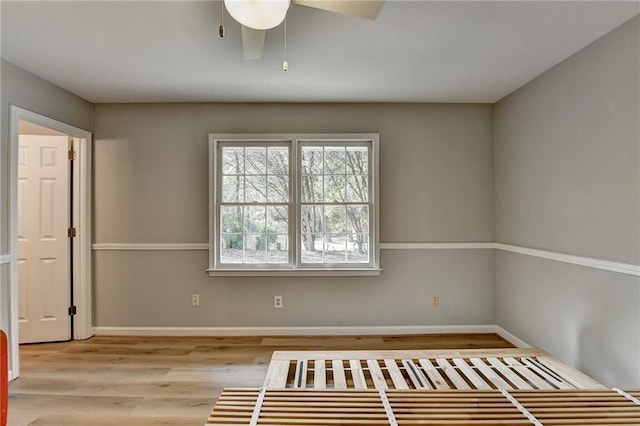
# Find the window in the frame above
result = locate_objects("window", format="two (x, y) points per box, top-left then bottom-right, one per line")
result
(209, 134), (379, 276)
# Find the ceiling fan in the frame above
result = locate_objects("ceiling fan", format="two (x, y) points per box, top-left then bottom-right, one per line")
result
(222, 0), (385, 60)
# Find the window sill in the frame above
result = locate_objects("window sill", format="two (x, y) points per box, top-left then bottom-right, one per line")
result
(207, 268), (382, 277)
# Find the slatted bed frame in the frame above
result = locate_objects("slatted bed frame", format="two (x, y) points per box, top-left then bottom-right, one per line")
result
(264, 349), (603, 390)
(207, 388), (640, 425)
(206, 349), (640, 425)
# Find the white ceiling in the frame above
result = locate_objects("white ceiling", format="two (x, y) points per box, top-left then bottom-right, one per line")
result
(1, 1), (638, 103)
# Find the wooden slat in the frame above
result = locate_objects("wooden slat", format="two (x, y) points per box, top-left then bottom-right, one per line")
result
(349, 360), (367, 389)
(522, 357), (573, 389)
(614, 388), (640, 406)
(384, 359), (409, 389)
(269, 348), (549, 361)
(512, 389), (640, 426)
(378, 389), (398, 426)
(266, 349), (601, 392)
(402, 359), (431, 389)
(419, 358), (450, 389)
(248, 387), (267, 426)
(332, 359), (347, 389)
(487, 357), (534, 390)
(501, 389), (543, 426)
(538, 356), (605, 389)
(208, 388), (640, 425)
(452, 357), (492, 390)
(313, 359), (326, 389)
(293, 360), (307, 388)
(264, 359), (290, 388)
(436, 358), (472, 389)
(504, 357), (554, 389)
(367, 359), (388, 390)
(471, 357), (513, 390)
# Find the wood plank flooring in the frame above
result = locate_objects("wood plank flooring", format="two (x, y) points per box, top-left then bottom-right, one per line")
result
(8, 333), (512, 426)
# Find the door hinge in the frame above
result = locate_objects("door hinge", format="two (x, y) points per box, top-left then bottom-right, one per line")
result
(68, 227), (77, 238)
(68, 148), (76, 160)
(68, 306), (77, 316)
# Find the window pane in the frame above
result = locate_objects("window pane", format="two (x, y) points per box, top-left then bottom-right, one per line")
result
(301, 204), (323, 261)
(301, 175), (323, 202)
(346, 147), (368, 175)
(324, 147), (345, 175)
(245, 147), (267, 175)
(301, 147), (323, 175)
(301, 234), (323, 263)
(221, 206), (243, 233)
(267, 175), (288, 202)
(222, 176), (244, 202)
(267, 206), (288, 234)
(244, 206), (266, 233)
(220, 234), (243, 263)
(324, 233), (346, 263)
(215, 137), (375, 271)
(268, 147), (288, 175)
(324, 175), (346, 202)
(245, 175), (266, 203)
(347, 205), (369, 233)
(301, 205), (323, 235)
(346, 175), (368, 202)
(267, 235), (288, 263)
(244, 235), (266, 263)
(222, 147), (244, 175)
(324, 205), (345, 233)
(347, 234), (369, 263)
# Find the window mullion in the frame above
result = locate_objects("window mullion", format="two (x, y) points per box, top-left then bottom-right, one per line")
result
(292, 139), (299, 268)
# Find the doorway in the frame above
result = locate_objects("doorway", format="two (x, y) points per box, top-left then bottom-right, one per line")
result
(6, 106), (93, 379)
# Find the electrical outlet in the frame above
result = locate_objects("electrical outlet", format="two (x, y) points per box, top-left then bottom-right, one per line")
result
(432, 296), (439, 308)
(192, 294), (200, 307)
(274, 295), (283, 309)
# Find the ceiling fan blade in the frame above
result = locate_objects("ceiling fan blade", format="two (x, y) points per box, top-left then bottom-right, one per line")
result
(241, 26), (266, 60)
(293, 0), (384, 20)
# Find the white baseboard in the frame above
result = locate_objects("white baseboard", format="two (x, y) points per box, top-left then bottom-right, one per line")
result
(94, 325), (532, 349)
(495, 325), (532, 348)
(94, 324), (497, 337)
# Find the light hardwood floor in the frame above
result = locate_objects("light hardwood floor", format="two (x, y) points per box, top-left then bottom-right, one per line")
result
(8, 334), (513, 426)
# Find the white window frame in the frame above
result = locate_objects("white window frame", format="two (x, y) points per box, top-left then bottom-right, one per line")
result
(208, 134), (380, 276)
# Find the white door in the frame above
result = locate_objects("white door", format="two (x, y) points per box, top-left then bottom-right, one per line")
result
(17, 135), (72, 344)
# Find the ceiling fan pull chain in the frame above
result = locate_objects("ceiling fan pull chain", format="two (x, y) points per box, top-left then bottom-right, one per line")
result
(283, 18), (288, 71)
(219, 0), (225, 38)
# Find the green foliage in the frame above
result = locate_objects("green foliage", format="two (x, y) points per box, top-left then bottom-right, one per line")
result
(223, 223), (279, 251)
(256, 229), (278, 250)
(224, 234), (243, 249)
(223, 219), (243, 249)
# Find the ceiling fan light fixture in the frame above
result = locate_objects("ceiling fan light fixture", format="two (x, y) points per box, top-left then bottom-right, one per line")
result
(224, 0), (291, 30)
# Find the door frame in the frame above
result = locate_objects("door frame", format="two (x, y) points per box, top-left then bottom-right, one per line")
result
(7, 105), (93, 379)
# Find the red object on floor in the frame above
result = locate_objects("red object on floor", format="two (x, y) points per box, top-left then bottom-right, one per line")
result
(1, 330), (7, 426)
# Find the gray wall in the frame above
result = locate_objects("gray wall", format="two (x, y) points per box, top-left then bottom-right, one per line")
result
(1, 59), (94, 253)
(4, 15), (639, 388)
(494, 16), (640, 386)
(93, 103), (496, 327)
(0, 59), (93, 338)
